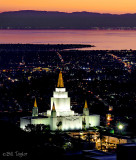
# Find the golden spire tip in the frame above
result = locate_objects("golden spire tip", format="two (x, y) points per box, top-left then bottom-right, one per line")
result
(52, 102), (56, 111)
(57, 71), (64, 88)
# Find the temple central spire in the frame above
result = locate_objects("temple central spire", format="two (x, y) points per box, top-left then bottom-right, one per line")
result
(57, 71), (64, 88)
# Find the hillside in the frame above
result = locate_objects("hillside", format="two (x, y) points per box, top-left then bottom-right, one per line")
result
(0, 10), (136, 29)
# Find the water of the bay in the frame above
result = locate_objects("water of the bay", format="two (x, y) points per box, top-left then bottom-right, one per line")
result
(0, 30), (136, 50)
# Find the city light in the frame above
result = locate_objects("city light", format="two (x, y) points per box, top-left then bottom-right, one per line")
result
(118, 124), (123, 130)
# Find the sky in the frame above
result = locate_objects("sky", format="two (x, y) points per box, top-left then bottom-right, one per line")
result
(1, 0), (136, 14)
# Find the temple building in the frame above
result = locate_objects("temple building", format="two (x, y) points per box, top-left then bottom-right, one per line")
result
(20, 71), (100, 131)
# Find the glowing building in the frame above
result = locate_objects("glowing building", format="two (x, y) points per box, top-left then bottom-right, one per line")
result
(20, 71), (100, 131)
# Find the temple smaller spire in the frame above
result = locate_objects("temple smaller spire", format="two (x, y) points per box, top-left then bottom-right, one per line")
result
(51, 102), (56, 118)
(83, 100), (89, 116)
(84, 100), (88, 109)
(32, 98), (38, 117)
(57, 71), (64, 88)
(34, 98), (37, 107)
(52, 102), (56, 111)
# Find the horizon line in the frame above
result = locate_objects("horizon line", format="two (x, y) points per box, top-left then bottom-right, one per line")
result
(0, 9), (136, 15)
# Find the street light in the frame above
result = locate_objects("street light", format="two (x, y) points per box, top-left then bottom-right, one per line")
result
(117, 123), (124, 144)
(118, 124), (124, 130)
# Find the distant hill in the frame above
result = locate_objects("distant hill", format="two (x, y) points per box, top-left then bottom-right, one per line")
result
(1, 10), (136, 29)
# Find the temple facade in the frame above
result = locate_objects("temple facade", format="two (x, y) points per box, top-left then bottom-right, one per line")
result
(20, 71), (100, 131)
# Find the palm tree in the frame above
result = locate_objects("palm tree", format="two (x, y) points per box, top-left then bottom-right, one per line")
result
(25, 124), (35, 132)
(25, 124), (50, 134)
(57, 121), (62, 130)
(82, 117), (86, 130)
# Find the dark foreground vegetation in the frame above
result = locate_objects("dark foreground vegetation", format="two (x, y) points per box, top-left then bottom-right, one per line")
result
(0, 121), (86, 160)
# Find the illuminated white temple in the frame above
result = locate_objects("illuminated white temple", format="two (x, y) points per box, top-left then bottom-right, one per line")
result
(20, 71), (100, 131)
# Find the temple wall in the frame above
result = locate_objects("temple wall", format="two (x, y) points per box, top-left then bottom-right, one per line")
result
(31, 118), (50, 125)
(89, 115), (100, 127)
(61, 116), (82, 131)
(53, 91), (68, 98)
(20, 117), (50, 130)
(20, 117), (31, 129)
(51, 97), (70, 111)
